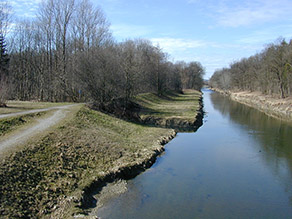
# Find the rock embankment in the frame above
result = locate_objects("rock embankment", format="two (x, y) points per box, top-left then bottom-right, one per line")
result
(212, 88), (292, 121)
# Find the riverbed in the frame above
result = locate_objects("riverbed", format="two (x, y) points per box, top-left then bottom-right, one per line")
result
(96, 89), (292, 218)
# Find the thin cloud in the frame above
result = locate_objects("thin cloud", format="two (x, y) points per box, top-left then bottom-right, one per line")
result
(213, 0), (292, 28)
(238, 26), (292, 45)
(10, 0), (41, 18)
(150, 37), (207, 53)
(111, 24), (153, 40)
(149, 37), (231, 78)
(187, 0), (201, 4)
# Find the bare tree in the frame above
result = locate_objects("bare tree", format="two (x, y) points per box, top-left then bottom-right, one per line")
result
(210, 38), (292, 99)
(0, 1), (11, 37)
(51, 0), (75, 100)
(5, 0), (205, 106)
(37, 0), (56, 101)
(0, 2), (11, 106)
(72, 0), (110, 51)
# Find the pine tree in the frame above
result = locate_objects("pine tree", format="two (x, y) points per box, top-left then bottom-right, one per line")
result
(0, 33), (9, 80)
(0, 34), (9, 107)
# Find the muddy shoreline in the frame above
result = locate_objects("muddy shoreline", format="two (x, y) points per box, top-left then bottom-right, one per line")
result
(211, 88), (292, 122)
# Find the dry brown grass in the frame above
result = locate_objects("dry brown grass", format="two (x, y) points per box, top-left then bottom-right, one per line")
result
(230, 91), (292, 121)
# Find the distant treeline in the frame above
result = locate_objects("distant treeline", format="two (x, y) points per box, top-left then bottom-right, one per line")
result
(209, 38), (292, 98)
(0, 0), (204, 107)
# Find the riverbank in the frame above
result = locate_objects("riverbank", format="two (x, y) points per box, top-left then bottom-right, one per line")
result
(0, 90), (203, 218)
(211, 88), (292, 121)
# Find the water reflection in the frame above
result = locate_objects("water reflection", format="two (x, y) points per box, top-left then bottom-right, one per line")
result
(97, 90), (292, 219)
(210, 91), (292, 204)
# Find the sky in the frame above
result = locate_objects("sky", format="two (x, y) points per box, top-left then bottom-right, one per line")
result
(9, 0), (292, 79)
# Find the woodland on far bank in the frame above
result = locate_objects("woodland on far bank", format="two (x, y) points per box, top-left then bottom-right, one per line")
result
(209, 38), (292, 99)
(0, 0), (204, 109)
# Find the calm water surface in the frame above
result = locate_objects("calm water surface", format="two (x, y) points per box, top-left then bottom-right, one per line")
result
(97, 89), (292, 218)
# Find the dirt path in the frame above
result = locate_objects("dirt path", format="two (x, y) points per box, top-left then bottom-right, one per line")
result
(0, 104), (76, 119)
(0, 104), (78, 153)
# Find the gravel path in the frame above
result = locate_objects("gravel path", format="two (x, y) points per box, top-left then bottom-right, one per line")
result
(0, 105), (77, 152)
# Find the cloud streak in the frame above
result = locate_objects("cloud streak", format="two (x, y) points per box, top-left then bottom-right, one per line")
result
(187, 0), (292, 28)
(150, 37), (207, 53)
(10, 0), (41, 18)
(110, 24), (153, 39)
(149, 37), (235, 78)
(237, 25), (292, 45)
(214, 0), (292, 27)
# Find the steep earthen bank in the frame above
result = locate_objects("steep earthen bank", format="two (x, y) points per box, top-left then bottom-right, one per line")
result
(212, 88), (292, 121)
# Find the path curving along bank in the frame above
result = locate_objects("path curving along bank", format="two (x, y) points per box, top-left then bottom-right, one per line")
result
(0, 104), (79, 153)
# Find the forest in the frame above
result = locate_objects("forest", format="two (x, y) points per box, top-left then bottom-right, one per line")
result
(209, 38), (292, 98)
(0, 0), (204, 107)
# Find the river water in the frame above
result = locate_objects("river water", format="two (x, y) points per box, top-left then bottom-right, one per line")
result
(97, 89), (292, 218)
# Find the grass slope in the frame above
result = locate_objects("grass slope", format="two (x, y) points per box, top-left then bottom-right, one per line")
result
(135, 89), (202, 129)
(0, 90), (202, 218)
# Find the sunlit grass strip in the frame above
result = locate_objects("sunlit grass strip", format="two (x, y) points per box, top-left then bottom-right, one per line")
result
(135, 89), (201, 121)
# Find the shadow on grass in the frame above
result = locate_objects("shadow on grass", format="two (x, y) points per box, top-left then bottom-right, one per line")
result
(91, 91), (204, 134)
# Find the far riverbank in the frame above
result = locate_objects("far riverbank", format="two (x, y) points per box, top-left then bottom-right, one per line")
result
(211, 88), (292, 122)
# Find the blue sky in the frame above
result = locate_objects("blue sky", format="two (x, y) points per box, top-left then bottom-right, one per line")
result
(10, 0), (292, 79)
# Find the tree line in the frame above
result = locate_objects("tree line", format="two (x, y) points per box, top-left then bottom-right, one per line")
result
(209, 38), (292, 98)
(0, 0), (204, 107)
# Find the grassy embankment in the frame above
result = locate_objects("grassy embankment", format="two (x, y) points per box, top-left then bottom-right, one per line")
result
(0, 90), (202, 218)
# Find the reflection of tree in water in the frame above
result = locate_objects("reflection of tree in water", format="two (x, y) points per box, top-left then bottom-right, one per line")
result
(210, 92), (292, 200)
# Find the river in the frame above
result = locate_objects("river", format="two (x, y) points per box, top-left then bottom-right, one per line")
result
(96, 89), (292, 218)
